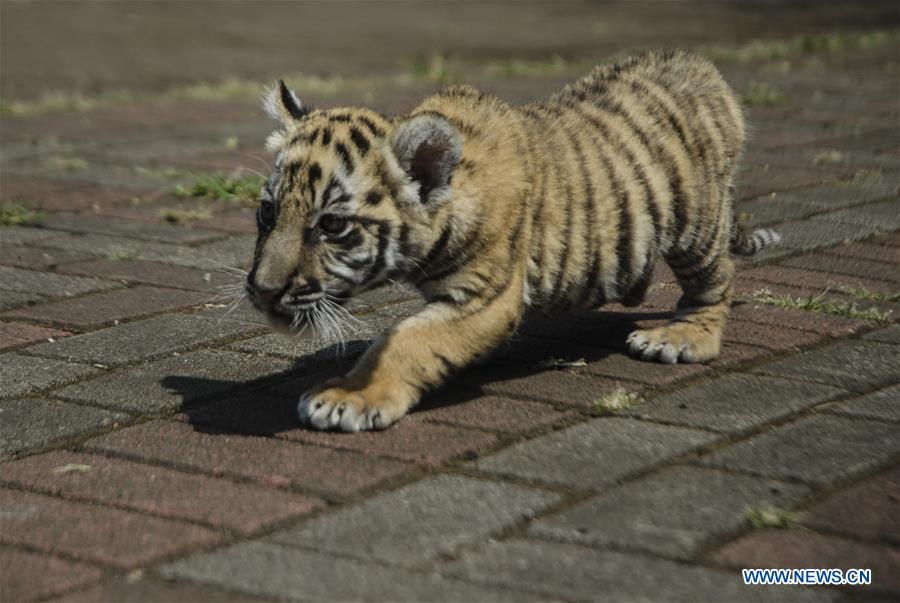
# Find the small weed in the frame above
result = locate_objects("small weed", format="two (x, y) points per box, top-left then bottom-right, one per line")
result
(173, 172), (264, 203)
(223, 136), (240, 151)
(753, 288), (891, 321)
(839, 284), (900, 303)
(813, 150), (844, 165)
(106, 248), (140, 261)
(704, 29), (900, 63)
(409, 53), (452, 84)
(46, 155), (89, 172)
(0, 201), (43, 226)
(745, 505), (800, 529)
(134, 166), (192, 180)
(592, 388), (642, 415)
(743, 82), (787, 107)
(160, 208), (212, 224)
(539, 357), (588, 370)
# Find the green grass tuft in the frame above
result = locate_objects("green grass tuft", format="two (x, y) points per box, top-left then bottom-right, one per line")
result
(704, 29), (900, 63)
(591, 388), (642, 415)
(742, 82), (787, 107)
(0, 201), (43, 226)
(839, 284), (900, 303)
(745, 505), (800, 529)
(173, 172), (264, 203)
(160, 208), (213, 224)
(46, 155), (89, 172)
(753, 288), (892, 321)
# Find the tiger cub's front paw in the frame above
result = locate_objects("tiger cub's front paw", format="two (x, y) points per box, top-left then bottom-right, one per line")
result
(297, 378), (414, 432)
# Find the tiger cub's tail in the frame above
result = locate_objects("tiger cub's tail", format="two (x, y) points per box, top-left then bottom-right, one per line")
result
(730, 222), (783, 256)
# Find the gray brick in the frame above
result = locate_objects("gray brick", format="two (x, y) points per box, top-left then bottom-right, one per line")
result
(270, 474), (559, 566)
(814, 198), (900, 231)
(624, 374), (845, 434)
(442, 538), (832, 602)
(736, 196), (816, 226)
(54, 349), (292, 413)
(37, 212), (222, 244)
(0, 226), (65, 246)
(777, 181), (897, 211)
(772, 218), (881, 251)
(0, 290), (42, 310)
(0, 266), (119, 297)
(161, 540), (534, 602)
(470, 417), (718, 489)
(0, 398), (129, 459)
(0, 354), (99, 399)
(700, 414), (900, 486)
(752, 340), (900, 392)
(530, 466), (809, 558)
(863, 325), (900, 344)
(23, 312), (262, 366)
(829, 384), (900, 422)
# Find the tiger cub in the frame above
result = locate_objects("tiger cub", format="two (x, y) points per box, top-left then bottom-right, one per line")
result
(247, 50), (779, 432)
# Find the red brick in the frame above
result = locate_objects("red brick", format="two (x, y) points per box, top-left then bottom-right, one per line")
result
(83, 420), (414, 500)
(0, 450), (323, 535)
(460, 363), (646, 409)
(35, 186), (145, 212)
(723, 319), (823, 352)
(58, 259), (241, 292)
(0, 245), (92, 269)
(740, 264), (895, 297)
(0, 286), (209, 329)
(707, 342), (772, 369)
(823, 241), (900, 264)
(802, 466), (900, 543)
(708, 530), (900, 596)
(417, 391), (577, 433)
(0, 549), (102, 602)
(737, 164), (844, 200)
(55, 576), (267, 603)
(782, 253), (900, 284)
(730, 299), (869, 336)
(0, 321), (71, 350)
(581, 350), (708, 386)
(284, 416), (498, 467)
(0, 488), (221, 569)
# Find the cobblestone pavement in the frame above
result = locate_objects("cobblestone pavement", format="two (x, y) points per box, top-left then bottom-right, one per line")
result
(1, 26), (899, 603)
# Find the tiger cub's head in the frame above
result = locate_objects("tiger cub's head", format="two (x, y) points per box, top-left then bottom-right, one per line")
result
(247, 81), (462, 335)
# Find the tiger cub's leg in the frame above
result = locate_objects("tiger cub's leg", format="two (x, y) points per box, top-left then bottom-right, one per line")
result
(297, 273), (524, 432)
(627, 204), (733, 364)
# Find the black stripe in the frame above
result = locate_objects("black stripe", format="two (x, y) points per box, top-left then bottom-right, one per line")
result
(335, 142), (354, 172)
(364, 190), (383, 205)
(309, 129), (320, 145)
(330, 113), (352, 122)
(364, 222), (391, 283)
(332, 228), (364, 250)
(423, 223), (453, 267)
(321, 127), (332, 146)
(279, 81), (306, 120)
(323, 264), (356, 285)
(357, 116), (385, 138)
(349, 127), (370, 155)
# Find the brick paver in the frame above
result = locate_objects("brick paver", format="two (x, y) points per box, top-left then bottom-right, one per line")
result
(0, 549), (103, 603)
(0, 450), (323, 534)
(0, 285), (210, 329)
(2, 15), (898, 601)
(0, 321), (71, 350)
(0, 488), (222, 568)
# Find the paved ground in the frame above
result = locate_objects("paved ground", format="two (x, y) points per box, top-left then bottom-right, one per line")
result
(1, 6), (899, 602)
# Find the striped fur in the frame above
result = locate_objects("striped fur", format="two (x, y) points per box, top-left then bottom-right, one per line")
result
(248, 51), (779, 431)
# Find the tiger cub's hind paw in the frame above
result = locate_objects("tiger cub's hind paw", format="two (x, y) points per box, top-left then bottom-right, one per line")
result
(626, 323), (721, 364)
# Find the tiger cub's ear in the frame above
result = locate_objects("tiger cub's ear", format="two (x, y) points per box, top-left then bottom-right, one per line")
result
(263, 80), (308, 125)
(389, 114), (462, 205)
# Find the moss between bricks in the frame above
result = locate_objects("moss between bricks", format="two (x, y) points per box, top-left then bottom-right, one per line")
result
(0, 201), (43, 226)
(752, 288), (892, 322)
(745, 505), (800, 529)
(173, 172), (265, 204)
(592, 388), (643, 416)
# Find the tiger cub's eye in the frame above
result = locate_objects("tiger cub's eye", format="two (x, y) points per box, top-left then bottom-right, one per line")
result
(258, 200), (276, 231)
(319, 214), (349, 235)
